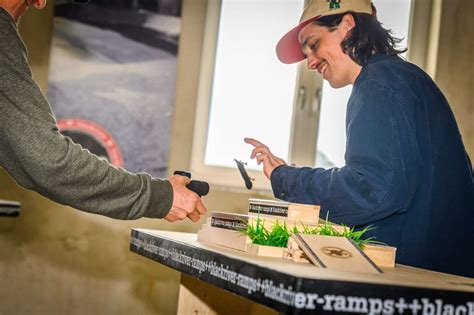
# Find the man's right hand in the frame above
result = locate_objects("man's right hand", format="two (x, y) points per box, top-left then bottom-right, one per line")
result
(164, 175), (208, 222)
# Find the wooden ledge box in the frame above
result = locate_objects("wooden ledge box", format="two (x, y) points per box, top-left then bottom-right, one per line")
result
(197, 223), (250, 252)
(209, 211), (320, 232)
(248, 199), (320, 224)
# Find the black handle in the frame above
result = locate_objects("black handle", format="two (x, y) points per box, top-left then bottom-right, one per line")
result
(186, 180), (210, 197)
(173, 170), (210, 197)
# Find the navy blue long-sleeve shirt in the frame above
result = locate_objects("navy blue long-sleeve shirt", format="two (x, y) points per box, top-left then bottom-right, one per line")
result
(271, 54), (474, 277)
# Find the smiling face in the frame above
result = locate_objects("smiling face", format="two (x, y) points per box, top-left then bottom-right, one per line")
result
(298, 14), (362, 88)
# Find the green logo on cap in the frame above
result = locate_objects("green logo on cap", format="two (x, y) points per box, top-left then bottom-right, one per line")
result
(328, 0), (341, 10)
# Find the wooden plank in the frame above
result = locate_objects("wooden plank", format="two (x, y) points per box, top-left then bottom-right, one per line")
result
(362, 244), (397, 268)
(246, 244), (286, 258)
(285, 236), (311, 263)
(178, 274), (277, 315)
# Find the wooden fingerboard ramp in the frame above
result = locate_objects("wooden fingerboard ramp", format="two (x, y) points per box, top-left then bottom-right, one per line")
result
(198, 196), (322, 253)
(293, 233), (383, 274)
(197, 198), (396, 272)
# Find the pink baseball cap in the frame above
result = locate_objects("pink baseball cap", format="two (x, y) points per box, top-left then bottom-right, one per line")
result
(276, 0), (373, 64)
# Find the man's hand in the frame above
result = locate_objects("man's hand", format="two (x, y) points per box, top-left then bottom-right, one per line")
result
(165, 175), (208, 222)
(244, 138), (286, 179)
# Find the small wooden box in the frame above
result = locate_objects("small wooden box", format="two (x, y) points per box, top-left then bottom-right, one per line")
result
(247, 244), (285, 258)
(197, 224), (250, 252)
(248, 199), (320, 224)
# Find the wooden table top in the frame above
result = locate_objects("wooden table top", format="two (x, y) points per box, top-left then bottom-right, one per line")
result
(130, 229), (474, 314)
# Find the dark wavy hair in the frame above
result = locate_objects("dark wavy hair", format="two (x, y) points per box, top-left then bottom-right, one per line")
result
(314, 10), (407, 66)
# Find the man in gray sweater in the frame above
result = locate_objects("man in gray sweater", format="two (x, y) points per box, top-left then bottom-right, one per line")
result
(0, 0), (207, 222)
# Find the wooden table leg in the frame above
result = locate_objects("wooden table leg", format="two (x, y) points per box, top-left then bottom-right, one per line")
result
(177, 274), (277, 315)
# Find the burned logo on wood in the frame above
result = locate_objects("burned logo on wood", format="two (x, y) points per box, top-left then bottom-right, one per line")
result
(321, 246), (352, 258)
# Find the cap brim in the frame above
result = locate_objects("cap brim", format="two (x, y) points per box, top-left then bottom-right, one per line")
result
(275, 16), (320, 64)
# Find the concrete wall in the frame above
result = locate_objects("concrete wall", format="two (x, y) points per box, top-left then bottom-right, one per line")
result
(17, 2), (54, 93)
(0, 0), (472, 314)
(1, 2), (184, 314)
(435, 0), (474, 156)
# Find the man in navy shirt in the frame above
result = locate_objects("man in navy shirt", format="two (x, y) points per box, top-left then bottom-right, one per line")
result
(246, 0), (474, 277)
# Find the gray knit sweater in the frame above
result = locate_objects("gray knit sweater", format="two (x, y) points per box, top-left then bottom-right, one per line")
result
(0, 8), (173, 219)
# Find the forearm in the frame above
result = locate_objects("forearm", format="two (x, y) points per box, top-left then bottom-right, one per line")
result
(0, 18), (172, 220)
(0, 98), (172, 220)
(270, 162), (412, 227)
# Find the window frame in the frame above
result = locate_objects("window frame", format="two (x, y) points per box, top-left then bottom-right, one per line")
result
(187, 0), (436, 193)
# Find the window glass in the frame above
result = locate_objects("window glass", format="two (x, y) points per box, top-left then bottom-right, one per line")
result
(204, 0), (304, 170)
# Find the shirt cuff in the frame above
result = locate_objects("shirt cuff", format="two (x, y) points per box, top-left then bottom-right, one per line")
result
(270, 165), (294, 200)
(146, 178), (173, 218)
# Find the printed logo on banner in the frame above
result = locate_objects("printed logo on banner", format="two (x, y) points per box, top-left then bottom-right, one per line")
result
(57, 118), (123, 167)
